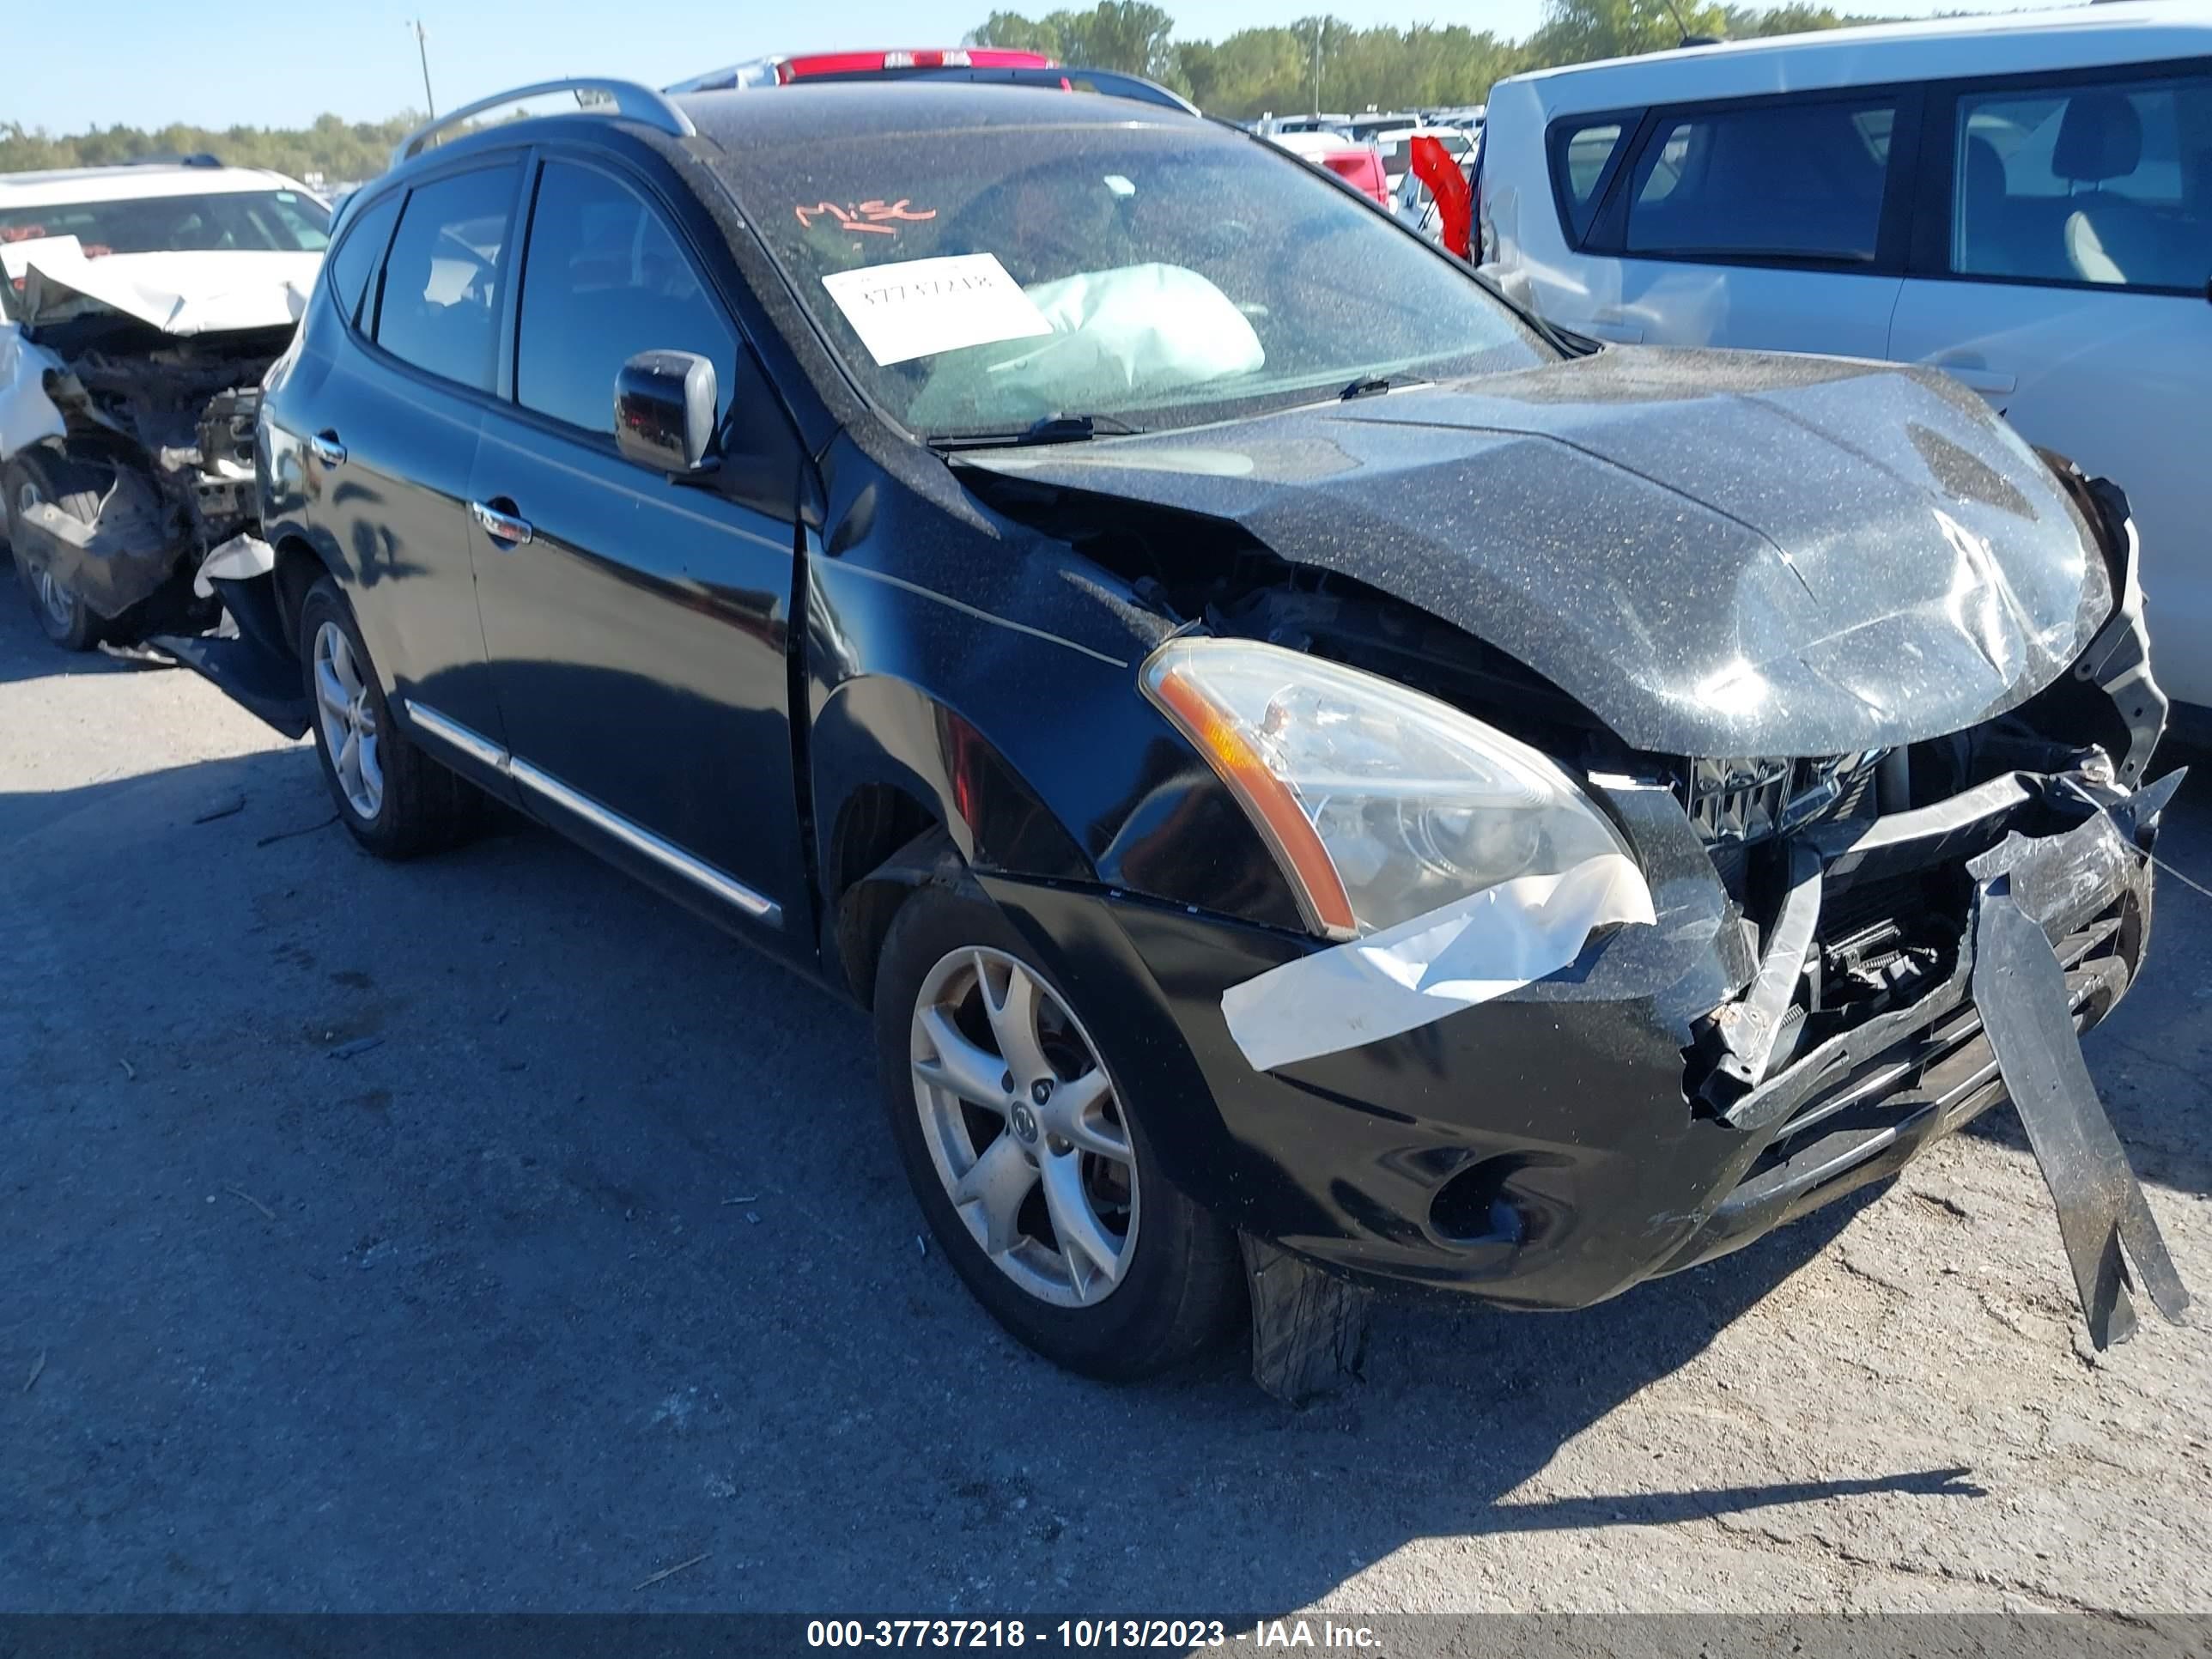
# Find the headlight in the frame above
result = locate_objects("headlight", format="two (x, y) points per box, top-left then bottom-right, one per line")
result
(1142, 637), (1638, 939)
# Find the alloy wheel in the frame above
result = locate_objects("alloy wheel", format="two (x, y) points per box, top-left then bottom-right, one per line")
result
(313, 620), (384, 820)
(909, 946), (1139, 1307)
(14, 480), (75, 631)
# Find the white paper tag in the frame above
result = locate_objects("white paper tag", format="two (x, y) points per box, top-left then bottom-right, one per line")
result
(819, 253), (1053, 367)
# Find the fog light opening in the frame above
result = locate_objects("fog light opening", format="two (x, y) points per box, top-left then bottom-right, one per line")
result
(1429, 1159), (1531, 1249)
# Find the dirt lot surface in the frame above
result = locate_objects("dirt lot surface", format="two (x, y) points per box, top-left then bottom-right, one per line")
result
(4, 592), (2209, 1617)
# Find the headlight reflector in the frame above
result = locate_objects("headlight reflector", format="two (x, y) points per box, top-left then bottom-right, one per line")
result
(1142, 638), (1637, 939)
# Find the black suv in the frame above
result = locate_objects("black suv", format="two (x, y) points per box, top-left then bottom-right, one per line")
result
(193, 76), (2177, 1381)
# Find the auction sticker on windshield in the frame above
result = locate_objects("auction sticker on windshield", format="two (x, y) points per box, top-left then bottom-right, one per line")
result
(820, 252), (1052, 366)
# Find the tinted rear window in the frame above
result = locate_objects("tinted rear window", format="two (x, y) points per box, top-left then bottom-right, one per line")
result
(373, 164), (516, 393)
(1547, 118), (1627, 244)
(326, 193), (399, 326)
(1624, 98), (1896, 262)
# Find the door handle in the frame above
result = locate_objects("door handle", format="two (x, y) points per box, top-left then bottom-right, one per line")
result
(470, 499), (534, 547)
(307, 431), (346, 467)
(1928, 362), (2015, 396)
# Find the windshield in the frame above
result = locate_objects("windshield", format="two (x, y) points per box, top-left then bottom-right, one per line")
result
(738, 121), (1546, 438)
(0, 189), (331, 257)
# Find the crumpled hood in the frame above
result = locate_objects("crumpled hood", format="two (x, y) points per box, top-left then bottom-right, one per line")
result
(7, 240), (319, 335)
(958, 347), (2112, 757)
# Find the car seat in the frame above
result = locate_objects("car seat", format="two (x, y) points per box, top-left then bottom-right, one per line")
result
(2054, 91), (2159, 285)
(1960, 133), (2022, 275)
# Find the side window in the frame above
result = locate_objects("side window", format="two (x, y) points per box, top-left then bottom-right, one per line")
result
(325, 192), (400, 328)
(1625, 96), (1899, 262)
(515, 160), (738, 438)
(1548, 117), (1627, 243)
(1953, 73), (2212, 292)
(372, 163), (518, 393)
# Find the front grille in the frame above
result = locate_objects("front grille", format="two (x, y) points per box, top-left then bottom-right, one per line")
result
(1820, 867), (1942, 948)
(1684, 750), (1885, 849)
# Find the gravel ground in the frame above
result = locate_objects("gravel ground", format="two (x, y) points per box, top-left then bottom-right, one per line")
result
(3, 589), (2209, 1618)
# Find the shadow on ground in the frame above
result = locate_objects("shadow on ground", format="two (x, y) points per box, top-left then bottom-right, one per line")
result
(4, 687), (2205, 1613)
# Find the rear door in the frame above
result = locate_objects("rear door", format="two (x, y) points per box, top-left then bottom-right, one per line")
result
(1888, 62), (2212, 708)
(469, 149), (811, 941)
(324, 159), (524, 757)
(1566, 88), (1919, 355)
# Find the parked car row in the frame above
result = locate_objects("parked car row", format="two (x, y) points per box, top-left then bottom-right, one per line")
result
(1, 41), (2188, 1387)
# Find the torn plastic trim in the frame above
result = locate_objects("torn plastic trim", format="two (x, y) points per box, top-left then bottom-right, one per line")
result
(192, 530), (275, 599)
(1219, 851), (1656, 1073)
(11, 462), (184, 618)
(1970, 812), (2189, 1350)
(1705, 836), (1821, 1103)
(1712, 767), (2173, 1139)
(2068, 477), (2165, 787)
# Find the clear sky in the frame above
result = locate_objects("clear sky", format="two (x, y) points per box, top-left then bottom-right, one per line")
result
(9, 0), (2001, 134)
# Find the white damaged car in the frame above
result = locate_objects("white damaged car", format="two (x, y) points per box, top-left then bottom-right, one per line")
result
(0, 157), (327, 650)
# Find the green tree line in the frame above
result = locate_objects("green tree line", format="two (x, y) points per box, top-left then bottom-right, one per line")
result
(973, 0), (1895, 119)
(1, 112), (422, 186)
(2, 0), (1893, 180)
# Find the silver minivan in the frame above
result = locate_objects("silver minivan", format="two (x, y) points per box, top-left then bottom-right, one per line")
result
(1477, 1), (2212, 721)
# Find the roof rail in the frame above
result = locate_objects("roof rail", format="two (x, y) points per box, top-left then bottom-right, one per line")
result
(392, 77), (696, 170)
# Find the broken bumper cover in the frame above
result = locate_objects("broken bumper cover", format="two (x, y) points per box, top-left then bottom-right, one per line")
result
(12, 465), (186, 619)
(981, 767), (2165, 1310)
(148, 533), (311, 739)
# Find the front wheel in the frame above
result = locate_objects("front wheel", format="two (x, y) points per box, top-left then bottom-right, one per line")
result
(873, 885), (1243, 1379)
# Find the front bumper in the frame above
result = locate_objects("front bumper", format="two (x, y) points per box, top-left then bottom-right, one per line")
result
(982, 767), (2161, 1310)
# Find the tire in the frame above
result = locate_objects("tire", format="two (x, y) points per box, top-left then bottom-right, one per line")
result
(4, 448), (106, 652)
(873, 884), (1243, 1380)
(299, 576), (479, 859)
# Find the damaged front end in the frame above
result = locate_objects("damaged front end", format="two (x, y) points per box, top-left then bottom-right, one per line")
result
(961, 407), (2184, 1357)
(2, 252), (297, 635)
(1654, 471), (2185, 1346)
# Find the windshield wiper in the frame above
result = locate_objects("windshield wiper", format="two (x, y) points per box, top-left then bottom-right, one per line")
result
(1339, 374), (1425, 400)
(925, 414), (1140, 452)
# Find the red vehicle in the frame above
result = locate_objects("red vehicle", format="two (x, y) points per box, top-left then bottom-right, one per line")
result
(1265, 132), (1393, 209)
(668, 47), (1055, 94)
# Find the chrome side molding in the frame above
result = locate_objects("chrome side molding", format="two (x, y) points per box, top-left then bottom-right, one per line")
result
(404, 701), (507, 773)
(398, 699), (781, 926)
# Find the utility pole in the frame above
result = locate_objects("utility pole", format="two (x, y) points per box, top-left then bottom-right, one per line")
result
(409, 20), (437, 119)
(1310, 18), (1323, 118)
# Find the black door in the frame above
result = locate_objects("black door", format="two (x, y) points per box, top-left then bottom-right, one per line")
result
(469, 154), (810, 939)
(314, 159), (524, 759)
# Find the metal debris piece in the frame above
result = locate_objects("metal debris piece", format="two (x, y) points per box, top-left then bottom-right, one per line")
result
(223, 1183), (276, 1223)
(1241, 1233), (1371, 1406)
(24, 1352), (46, 1395)
(327, 1036), (384, 1061)
(634, 1552), (708, 1591)
(1973, 874), (2189, 1350)
(256, 814), (339, 848)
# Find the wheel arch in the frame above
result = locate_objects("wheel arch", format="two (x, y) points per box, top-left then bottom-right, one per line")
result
(811, 672), (1095, 1006)
(271, 531), (337, 658)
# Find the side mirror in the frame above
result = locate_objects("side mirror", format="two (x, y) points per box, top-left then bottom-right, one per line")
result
(614, 349), (717, 473)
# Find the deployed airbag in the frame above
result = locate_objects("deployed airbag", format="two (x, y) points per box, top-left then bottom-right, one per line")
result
(909, 262), (1263, 428)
